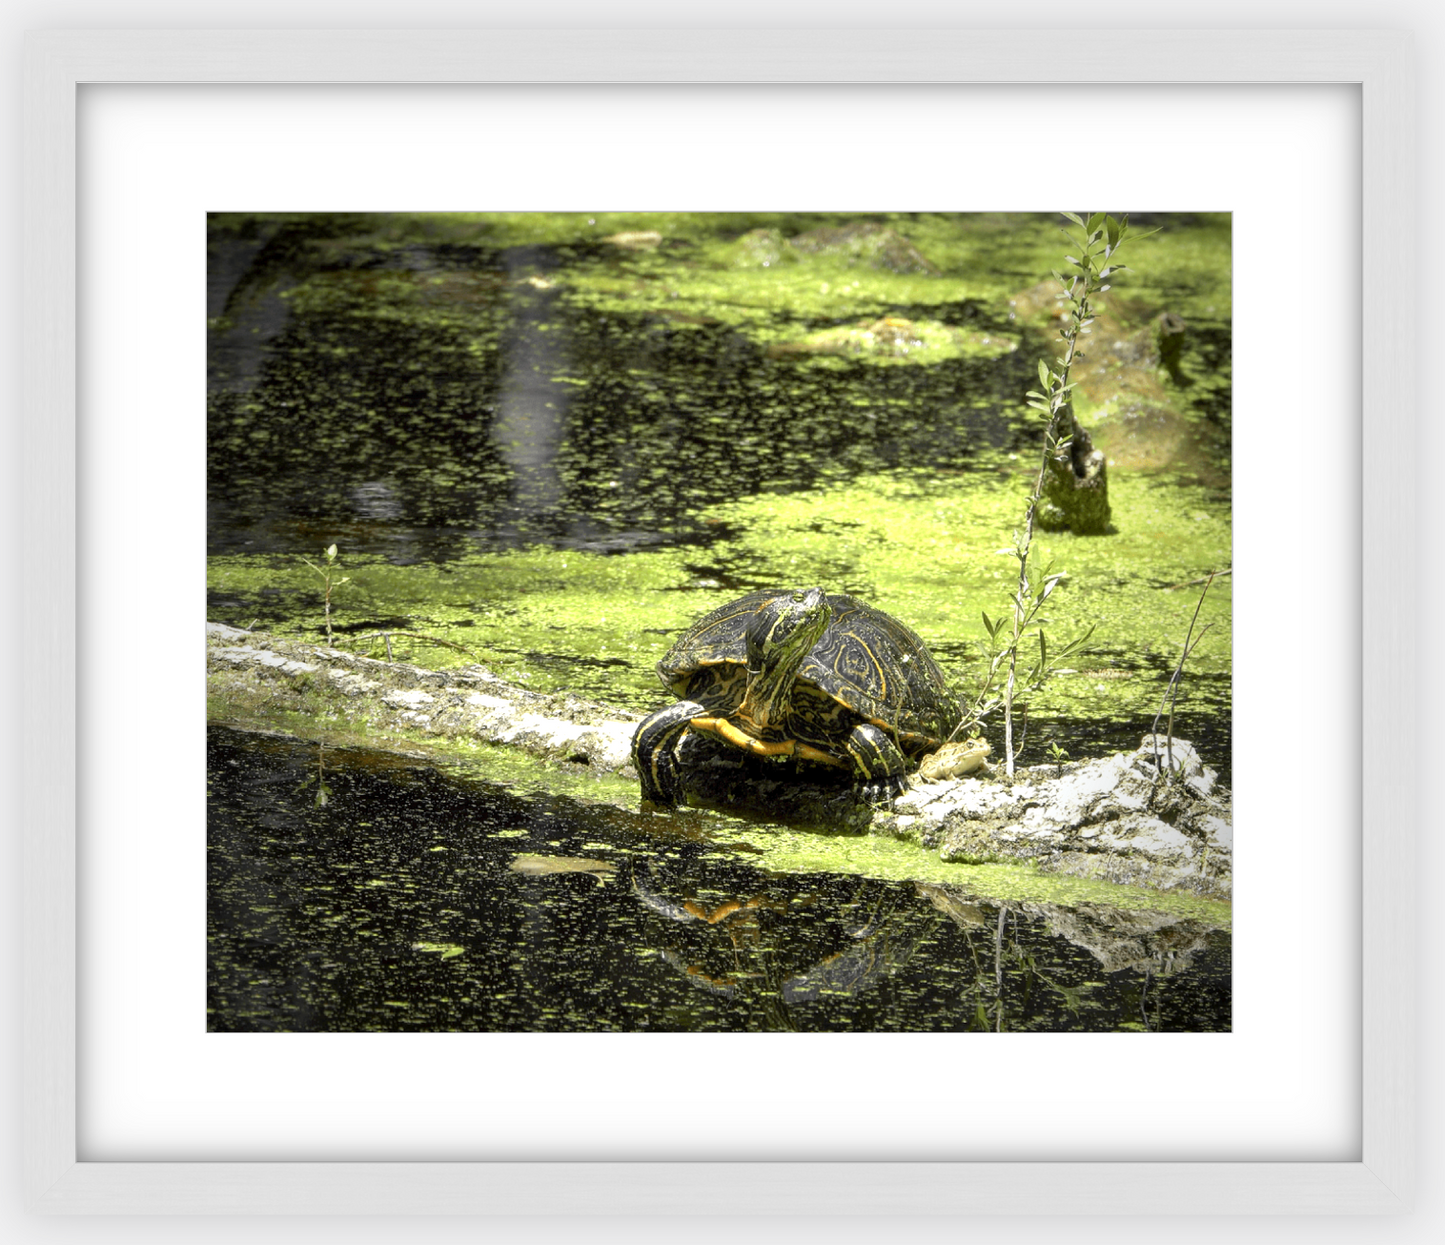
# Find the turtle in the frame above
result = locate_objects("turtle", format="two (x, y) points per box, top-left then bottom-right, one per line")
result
(631, 587), (962, 808)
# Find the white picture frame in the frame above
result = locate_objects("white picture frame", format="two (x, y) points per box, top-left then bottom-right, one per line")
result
(21, 28), (1413, 1215)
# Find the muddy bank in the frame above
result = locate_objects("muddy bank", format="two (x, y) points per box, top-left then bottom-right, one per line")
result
(207, 623), (1232, 899)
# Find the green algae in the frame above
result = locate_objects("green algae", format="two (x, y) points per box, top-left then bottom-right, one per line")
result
(709, 822), (1230, 926)
(412, 941), (466, 959)
(207, 543), (695, 698)
(208, 457), (1228, 742)
(674, 466), (1230, 728)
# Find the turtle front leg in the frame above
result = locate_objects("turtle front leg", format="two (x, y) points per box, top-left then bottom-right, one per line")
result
(631, 700), (707, 808)
(843, 722), (909, 804)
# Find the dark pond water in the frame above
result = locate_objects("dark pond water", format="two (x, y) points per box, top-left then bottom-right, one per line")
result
(209, 214), (1208, 562)
(209, 727), (1230, 1033)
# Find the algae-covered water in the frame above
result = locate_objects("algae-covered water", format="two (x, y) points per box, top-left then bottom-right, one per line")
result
(207, 211), (1232, 1032)
(209, 726), (1230, 1032)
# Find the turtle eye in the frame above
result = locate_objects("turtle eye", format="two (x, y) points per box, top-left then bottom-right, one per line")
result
(791, 592), (805, 603)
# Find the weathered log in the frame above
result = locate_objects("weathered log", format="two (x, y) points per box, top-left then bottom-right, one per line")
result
(206, 622), (638, 771)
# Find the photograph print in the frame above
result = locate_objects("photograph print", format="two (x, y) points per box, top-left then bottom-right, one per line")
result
(206, 211), (1232, 1033)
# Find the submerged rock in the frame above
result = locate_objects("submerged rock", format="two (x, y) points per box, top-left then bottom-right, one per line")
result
(725, 221), (938, 274)
(600, 230), (663, 250)
(509, 853), (617, 884)
(787, 222), (939, 274)
(723, 228), (795, 268)
(765, 316), (1017, 363)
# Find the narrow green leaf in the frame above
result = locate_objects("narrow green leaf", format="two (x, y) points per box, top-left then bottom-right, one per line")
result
(1061, 212), (1084, 227)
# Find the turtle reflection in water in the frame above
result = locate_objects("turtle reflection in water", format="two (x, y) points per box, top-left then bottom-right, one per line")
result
(631, 588), (962, 808)
(632, 867), (928, 1007)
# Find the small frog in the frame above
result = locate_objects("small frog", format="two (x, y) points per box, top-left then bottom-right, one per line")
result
(915, 737), (993, 783)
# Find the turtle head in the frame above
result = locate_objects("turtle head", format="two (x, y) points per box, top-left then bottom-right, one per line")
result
(739, 588), (831, 730)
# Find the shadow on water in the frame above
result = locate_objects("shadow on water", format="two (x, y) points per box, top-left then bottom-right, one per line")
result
(208, 726), (1230, 1033)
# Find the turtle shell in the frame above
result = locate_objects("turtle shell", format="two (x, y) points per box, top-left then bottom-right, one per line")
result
(657, 589), (960, 751)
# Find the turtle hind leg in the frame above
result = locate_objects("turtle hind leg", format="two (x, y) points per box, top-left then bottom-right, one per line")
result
(843, 722), (909, 805)
(631, 700), (706, 808)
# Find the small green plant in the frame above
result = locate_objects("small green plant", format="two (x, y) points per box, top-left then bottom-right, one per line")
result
(300, 543), (350, 646)
(955, 563), (1094, 757)
(1044, 740), (1072, 778)
(993, 212), (1147, 774)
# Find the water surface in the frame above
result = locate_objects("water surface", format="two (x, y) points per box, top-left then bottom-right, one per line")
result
(209, 727), (1230, 1033)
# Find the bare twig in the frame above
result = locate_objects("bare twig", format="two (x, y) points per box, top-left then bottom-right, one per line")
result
(1162, 566), (1232, 592)
(333, 629), (484, 663)
(1149, 571), (1217, 773)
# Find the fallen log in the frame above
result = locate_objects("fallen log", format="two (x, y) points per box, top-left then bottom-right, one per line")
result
(205, 621), (638, 771)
